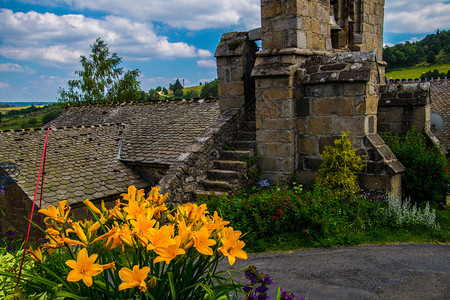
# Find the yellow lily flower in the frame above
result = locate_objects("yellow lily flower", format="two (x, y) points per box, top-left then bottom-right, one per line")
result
(118, 265), (151, 292)
(27, 247), (45, 263)
(218, 227), (247, 265)
(123, 198), (148, 220)
(38, 200), (71, 223)
(121, 185), (146, 203)
(65, 248), (103, 287)
(146, 225), (174, 251)
(83, 199), (101, 214)
(154, 236), (185, 264)
(193, 226), (216, 256)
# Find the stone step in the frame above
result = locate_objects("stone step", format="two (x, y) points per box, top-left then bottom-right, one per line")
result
(200, 179), (234, 192)
(193, 190), (229, 199)
(214, 160), (247, 171)
(235, 131), (256, 141)
(231, 140), (255, 150)
(222, 150), (254, 161)
(207, 169), (240, 181)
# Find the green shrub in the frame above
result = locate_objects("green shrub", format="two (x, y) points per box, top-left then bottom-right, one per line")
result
(385, 196), (439, 229)
(318, 132), (365, 200)
(200, 184), (387, 251)
(41, 110), (62, 124)
(28, 117), (37, 126)
(382, 128), (449, 206)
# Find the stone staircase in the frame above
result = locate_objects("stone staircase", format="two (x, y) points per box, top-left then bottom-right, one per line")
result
(194, 118), (256, 199)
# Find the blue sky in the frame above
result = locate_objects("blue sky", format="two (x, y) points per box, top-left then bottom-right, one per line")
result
(0, 0), (449, 102)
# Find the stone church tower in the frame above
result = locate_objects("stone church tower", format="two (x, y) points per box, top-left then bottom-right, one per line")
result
(216, 0), (409, 195)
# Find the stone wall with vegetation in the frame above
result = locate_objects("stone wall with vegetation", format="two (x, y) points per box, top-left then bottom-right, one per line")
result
(158, 108), (241, 204)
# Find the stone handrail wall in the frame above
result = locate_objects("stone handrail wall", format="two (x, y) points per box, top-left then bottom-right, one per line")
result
(158, 108), (241, 204)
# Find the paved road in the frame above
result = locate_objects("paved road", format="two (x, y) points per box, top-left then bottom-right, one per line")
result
(221, 243), (450, 299)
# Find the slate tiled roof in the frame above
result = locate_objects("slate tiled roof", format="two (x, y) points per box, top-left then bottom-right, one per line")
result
(429, 81), (449, 151)
(47, 100), (221, 164)
(0, 125), (150, 207)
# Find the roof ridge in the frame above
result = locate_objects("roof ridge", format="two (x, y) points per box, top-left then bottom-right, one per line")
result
(0, 122), (126, 134)
(64, 98), (219, 109)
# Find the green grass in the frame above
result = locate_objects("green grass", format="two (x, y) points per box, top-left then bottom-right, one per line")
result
(0, 105), (62, 130)
(182, 84), (203, 94)
(386, 64), (450, 80)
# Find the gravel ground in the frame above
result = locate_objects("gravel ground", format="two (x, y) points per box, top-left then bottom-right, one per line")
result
(220, 243), (450, 299)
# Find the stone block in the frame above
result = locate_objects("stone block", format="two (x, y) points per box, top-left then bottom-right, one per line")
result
(264, 88), (293, 100)
(279, 131), (295, 143)
(264, 119), (295, 130)
(344, 83), (366, 96)
(267, 143), (295, 156)
(257, 101), (279, 118)
(231, 67), (244, 81)
(278, 157), (295, 173)
(323, 84), (343, 97)
(297, 118), (307, 134)
(229, 82), (244, 96)
(298, 136), (317, 155)
(313, 98), (353, 116)
(219, 97), (244, 111)
(258, 157), (278, 172)
(261, 1), (283, 19)
(331, 116), (365, 135)
(218, 83), (227, 97)
(256, 130), (278, 143)
(309, 117), (331, 135)
(339, 70), (371, 82)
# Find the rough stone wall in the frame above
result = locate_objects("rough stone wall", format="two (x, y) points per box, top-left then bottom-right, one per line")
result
(385, 79), (449, 152)
(296, 51), (403, 195)
(215, 32), (258, 112)
(378, 83), (431, 134)
(0, 181), (39, 238)
(261, 0), (331, 50)
(158, 108), (241, 204)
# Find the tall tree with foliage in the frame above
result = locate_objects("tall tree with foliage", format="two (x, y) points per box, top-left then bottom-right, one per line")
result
(58, 38), (141, 105)
(200, 79), (218, 98)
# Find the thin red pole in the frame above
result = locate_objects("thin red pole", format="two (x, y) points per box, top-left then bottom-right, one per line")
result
(16, 127), (50, 288)
(35, 139), (48, 248)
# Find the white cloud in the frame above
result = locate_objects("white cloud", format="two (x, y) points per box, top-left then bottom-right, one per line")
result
(197, 60), (216, 68)
(0, 9), (207, 65)
(384, 1), (450, 33)
(197, 49), (213, 57)
(0, 82), (11, 88)
(21, 0), (261, 30)
(0, 63), (35, 73)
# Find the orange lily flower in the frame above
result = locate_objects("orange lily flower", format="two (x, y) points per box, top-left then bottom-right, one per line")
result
(146, 225), (174, 251)
(218, 227), (247, 265)
(118, 265), (151, 292)
(65, 248), (103, 287)
(154, 236), (185, 264)
(38, 200), (70, 223)
(193, 226), (216, 256)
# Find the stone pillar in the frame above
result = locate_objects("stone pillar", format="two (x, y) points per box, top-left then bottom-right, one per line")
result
(215, 32), (258, 112)
(252, 52), (305, 182)
(261, 0), (332, 51)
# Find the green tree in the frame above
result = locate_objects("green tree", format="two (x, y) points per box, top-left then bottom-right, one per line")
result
(426, 52), (436, 64)
(155, 86), (162, 92)
(58, 38), (141, 105)
(200, 79), (218, 98)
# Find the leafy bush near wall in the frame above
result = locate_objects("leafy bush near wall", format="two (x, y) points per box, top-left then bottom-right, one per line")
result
(200, 184), (387, 252)
(382, 128), (449, 206)
(318, 132), (365, 200)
